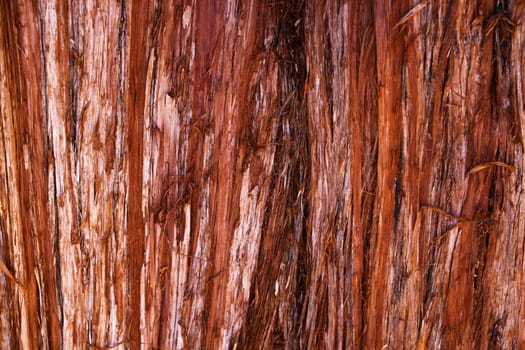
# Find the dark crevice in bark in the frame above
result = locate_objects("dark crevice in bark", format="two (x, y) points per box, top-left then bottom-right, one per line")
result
(323, 22), (334, 142)
(393, 148), (404, 234)
(69, 1), (82, 245)
(114, 0), (127, 247)
(69, 2), (79, 155)
(37, 0), (49, 153)
(277, 3), (310, 342)
(489, 314), (507, 349)
(237, 1), (309, 348)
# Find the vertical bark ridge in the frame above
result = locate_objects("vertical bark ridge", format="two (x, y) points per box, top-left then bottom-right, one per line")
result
(0, 1), (52, 348)
(38, 0), (66, 347)
(126, 0), (156, 347)
(0, 3), (25, 348)
(302, 1), (379, 349)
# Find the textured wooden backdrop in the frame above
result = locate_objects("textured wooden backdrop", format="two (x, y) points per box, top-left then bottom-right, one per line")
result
(1, 0), (525, 349)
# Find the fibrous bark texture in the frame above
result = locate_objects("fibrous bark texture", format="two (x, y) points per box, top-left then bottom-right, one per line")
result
(1, 0), (525, 349)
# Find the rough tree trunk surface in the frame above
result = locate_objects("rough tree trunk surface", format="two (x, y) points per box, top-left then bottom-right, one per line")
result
(1, 0), (525, 349)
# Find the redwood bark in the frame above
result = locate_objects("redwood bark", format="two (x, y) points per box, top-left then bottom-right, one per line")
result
(1, 0), (525, 349)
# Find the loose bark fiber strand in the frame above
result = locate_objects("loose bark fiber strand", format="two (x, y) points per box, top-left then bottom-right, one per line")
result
(0, 0), (525, 349)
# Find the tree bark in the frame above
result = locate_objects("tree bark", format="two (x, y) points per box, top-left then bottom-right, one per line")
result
(1, 0), (524, 349)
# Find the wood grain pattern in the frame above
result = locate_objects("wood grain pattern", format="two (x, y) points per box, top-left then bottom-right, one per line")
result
(1, 0), (524, 349)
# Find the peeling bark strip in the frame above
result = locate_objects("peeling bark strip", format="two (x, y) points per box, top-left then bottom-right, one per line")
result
(1, 0), (525, 349)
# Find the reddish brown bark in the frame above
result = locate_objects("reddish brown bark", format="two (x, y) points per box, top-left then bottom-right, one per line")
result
(1, 0), (525, 349)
